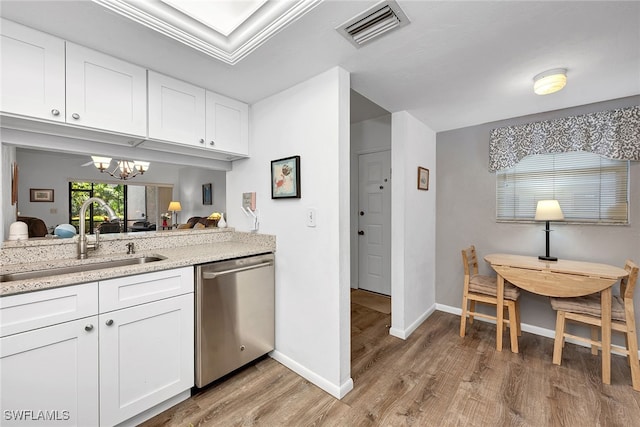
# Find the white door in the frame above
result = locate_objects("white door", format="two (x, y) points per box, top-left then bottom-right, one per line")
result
(99, 294), (194, 427)
(66, 42), (147, 136)
(358, 150), (391, 295)
(0, 317), (99, 427)
(0, 18), (65, 121)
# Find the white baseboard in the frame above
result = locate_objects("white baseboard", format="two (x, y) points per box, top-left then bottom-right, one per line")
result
(435, 303), (640, 358)
(269, 350), (353, 399)
(390, 303), (437, 340)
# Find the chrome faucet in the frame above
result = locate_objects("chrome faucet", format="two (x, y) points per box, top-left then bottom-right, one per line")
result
(78, 197), (119, 259)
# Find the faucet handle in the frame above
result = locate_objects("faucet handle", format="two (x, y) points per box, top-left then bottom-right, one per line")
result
(126, 242), (135, 254)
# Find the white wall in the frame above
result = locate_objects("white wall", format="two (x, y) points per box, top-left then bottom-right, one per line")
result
(390, 111), (437, 339)
(226, 67), (353, 398)
(349, 115), (392, 288)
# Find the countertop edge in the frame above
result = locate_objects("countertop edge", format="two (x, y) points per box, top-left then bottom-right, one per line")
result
(1, 241), (275, 297)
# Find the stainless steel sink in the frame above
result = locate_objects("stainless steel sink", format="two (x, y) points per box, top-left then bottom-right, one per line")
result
(0, 256), (166, 283)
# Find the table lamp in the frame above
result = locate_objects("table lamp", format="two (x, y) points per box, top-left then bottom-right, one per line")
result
(535, 200), (564, 261)
(168, 201), (182, 228)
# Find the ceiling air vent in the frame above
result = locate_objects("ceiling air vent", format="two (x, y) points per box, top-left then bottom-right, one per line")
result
(337, 0), (410, 48)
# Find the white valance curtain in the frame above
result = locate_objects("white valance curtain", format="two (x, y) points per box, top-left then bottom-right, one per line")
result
(489, 105), (640, 172)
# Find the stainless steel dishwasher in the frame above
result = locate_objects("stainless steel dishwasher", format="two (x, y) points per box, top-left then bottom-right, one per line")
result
(195, 253), (275, 388)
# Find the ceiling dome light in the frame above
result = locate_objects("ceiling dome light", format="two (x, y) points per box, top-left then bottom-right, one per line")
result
(533, 68), (567, 95)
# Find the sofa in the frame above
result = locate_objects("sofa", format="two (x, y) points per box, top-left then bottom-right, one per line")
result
(177, 216), (219, 229)
(17, 216), (48, 237)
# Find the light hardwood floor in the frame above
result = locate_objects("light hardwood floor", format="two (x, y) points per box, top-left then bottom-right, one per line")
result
(142, 296), (640, 426)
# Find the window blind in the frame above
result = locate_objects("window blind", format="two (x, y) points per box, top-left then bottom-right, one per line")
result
(496, 151), (629, 223)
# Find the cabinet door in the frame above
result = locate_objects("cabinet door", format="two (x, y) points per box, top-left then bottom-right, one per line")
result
(0, 18), (65, 122)
(205, 91), (249, 156)
(99, 294), (194, 427)
(66, 42), (147, 136)
(0, 316), (99, 427)
(148, 71), (206, 146)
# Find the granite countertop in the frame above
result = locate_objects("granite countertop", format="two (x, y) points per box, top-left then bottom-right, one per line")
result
(1, 241), (274, 297)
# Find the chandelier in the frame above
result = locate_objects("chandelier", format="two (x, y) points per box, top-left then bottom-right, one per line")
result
(91, 156), (150, 180)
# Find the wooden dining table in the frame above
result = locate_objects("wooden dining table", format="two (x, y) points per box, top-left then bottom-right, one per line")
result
(484, 253), (629, 385)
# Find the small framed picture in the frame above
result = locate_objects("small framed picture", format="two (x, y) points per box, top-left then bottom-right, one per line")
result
(271, 155), (301, 199)
(30, 188), (54, 202)
(417, 167), (429, 191)
(202, 183), (212, 205)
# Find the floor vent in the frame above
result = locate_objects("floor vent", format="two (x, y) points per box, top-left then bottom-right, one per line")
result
(337, 0), (410, 48)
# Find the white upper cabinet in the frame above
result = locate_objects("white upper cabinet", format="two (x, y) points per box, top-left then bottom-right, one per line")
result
(0, 18), (65, 122)
(0, 20), (147, 137)
(206, 91), (249, 156)
(148, 71), (206, 146)
(1, 19), (250, 160)
(66, 43), (147, 136)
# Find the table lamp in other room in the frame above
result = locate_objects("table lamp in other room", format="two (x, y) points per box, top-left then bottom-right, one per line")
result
(168, 201), (182, 228)
(535, 200), (564, 261)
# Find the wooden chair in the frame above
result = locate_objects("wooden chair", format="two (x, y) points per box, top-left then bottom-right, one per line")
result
(551, 259), (639, 391)
(460, 245), (521, 352)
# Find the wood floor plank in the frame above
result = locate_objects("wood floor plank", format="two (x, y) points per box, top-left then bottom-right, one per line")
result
(141, 304), (640, 427)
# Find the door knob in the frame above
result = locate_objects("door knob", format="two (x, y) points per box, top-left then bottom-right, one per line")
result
(379, 185), (384, 189)
(84, 324), (94, 331)
(51, 109), (60, 116)
(105, 319), (114, 326)
(71, 113), (80, 120)
(358, 230), (365, 235)
(360, 211), (364, 216)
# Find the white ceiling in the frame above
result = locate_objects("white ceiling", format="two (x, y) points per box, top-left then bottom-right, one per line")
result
(1, 1), (638, 132)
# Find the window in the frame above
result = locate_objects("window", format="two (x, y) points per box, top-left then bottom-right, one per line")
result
(496, 151), (629, 224)
(69, 182), (126, 233)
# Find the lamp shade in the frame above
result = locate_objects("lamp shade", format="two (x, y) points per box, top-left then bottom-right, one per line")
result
(168, 201), (182, 212)
(91, 156), (112, 170)
(535, 200), (564, 221)
(533, 68), (567, 95)
(133, 161), (150, 173)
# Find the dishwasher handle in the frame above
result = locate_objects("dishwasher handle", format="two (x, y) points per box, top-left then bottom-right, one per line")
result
(201, 261), (274, 279)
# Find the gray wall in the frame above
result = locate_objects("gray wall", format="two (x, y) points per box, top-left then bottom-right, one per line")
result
(177, 167), (227, 221)
(436, 96), (640, 337)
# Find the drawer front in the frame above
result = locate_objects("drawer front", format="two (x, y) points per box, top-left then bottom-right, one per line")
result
(99, 267), (194, 313)
(0, 282), (98, 337)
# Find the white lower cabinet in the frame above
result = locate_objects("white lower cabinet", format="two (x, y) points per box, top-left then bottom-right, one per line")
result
(0, 267), (194, 427)
(0, 316), (99, 427)
(99, 293), (194, 426)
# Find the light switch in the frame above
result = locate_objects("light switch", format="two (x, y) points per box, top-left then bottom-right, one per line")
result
(307, 208), (316, 227)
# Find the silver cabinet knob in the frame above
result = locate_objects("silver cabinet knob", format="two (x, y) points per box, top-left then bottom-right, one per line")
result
(51, 109), (60, 116)
(105, 319), (114, 326)
(209, 140), (215, 146)
(199, 138), (205, 144)
(72, 113), (80, 120)
(85, 324), (94, 331)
